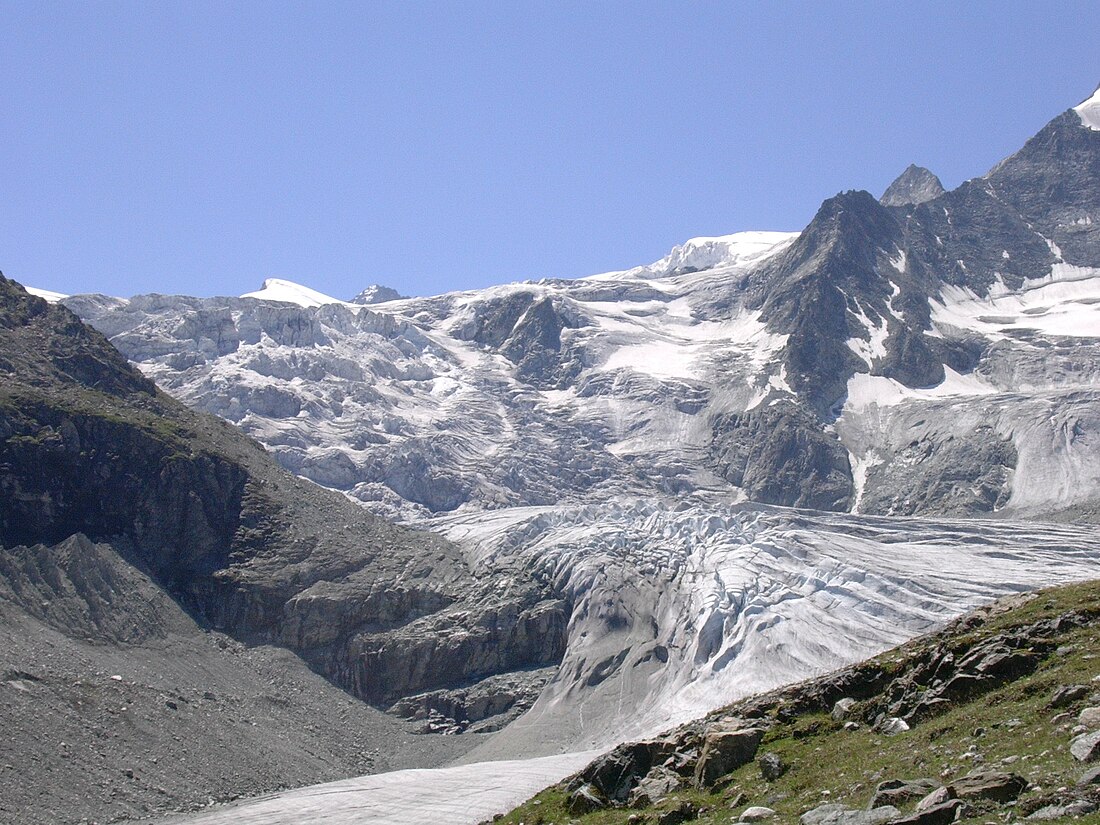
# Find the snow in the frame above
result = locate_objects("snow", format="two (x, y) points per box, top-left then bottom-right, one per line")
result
(644, 230), (799, 277)
(25, 285), (69, 302)
(241, 278), (346, 307)
(1074, 85), (1100, 131)
(932, 263), (1100, 338)
(166, 752), (594, 825)
(844, 366), (998, 410)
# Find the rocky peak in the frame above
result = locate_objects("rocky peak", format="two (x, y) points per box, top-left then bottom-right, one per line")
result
(880, 164), (945, 207)
(350, 284), (407, 305)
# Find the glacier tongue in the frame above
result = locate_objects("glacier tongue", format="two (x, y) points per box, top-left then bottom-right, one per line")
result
(433, 500), (1100, 761)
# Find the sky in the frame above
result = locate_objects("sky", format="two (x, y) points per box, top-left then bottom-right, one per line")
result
(1, 2), (1098, 300)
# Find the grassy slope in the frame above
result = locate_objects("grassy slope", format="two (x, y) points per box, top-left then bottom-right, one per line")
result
(500, 579), (1100, 825)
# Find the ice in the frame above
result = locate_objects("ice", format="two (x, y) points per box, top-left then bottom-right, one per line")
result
(1074, 85), (1100, 131)
(25, 286), (69, 302)
(240, 278), (346, 307)
(166, 752), (594, 825)
(932, 263), (1100, 338)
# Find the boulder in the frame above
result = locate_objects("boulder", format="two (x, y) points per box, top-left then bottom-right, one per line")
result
(1027, 801), (1098, 820)
(567, 783), (606, 814)
(916, 786), (957, 812)
(759, 752), (788, 781)
(628, 766), (684, 807)
(949, 770), (1028, 803)
(1078, 706), (1100, 728)
(800, 802), (901, 825)
(870, 778), (941, 809)
(693, 727), (765, 788)
(877, 717), (910, 735)
(1079, 764), (1100, 786)
(577, 738), (678, 801)
(1071, 730), (1100, 762)
(741, 806), (777, 822)
(832, 698), (858, 721)
(1050, 684), (1091, 708)
(891, 799), (963, 825)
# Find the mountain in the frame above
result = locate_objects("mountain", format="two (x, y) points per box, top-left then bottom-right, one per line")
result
(65, 91), (1100, 523)
(8, 88), (1100, 824)
(879, 164), (945, 207)
(0, 275), (569, 823)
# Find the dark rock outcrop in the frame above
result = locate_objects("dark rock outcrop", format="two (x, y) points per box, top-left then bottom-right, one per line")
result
(881, 165), (946, 207)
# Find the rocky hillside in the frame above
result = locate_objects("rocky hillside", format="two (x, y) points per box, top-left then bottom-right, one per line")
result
(497, 578), (1100, 825)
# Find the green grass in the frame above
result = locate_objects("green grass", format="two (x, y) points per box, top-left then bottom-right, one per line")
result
(497, 580), (1100, 825)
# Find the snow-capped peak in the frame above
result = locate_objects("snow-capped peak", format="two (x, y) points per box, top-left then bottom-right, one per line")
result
(645, 230), (798, 277)
(1073, 84), (1100, 131)
(25, 286), (69, 303)
(240, 278), (343, 307)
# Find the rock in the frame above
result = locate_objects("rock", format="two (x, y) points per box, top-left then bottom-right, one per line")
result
(628, 766), (684, 807)
(1078, 707), (1100, 728)
(576, 738), (678, 802)
(1027, 801), (1098, 820)
(759, 752), (787, 781)
(832, 698), (858, 721)
(949, 769), (1028, 802)
(892, 799), (963, 825)
(1050, 684), (1091, 708)
(740, 806), (777, 822)
(800, 802), (901, 825)
(877, 717), (910, 735)
(1079, 764), (1100, 786)
(1070, 730), (1100, 762)
(656, 800), (698, 825)
(566, 783), (606, 815)
(870, 778), (940, 809)
(916, 786), (957, 812)
(693, 727), (765, 788)
(881, 165), (946, 207)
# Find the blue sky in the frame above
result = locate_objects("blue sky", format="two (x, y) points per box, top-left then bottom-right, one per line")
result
(2, 2), (1098, 299)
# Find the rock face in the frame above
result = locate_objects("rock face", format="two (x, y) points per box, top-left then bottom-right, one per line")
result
(880, 165), (946, 207)
(350, 284), (406, 305)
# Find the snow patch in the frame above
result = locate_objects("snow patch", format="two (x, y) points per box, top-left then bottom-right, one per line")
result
(1074, 85), (1100, 131)
(844, 366), (998, 410)
(25, 286), (69, 302)
(241, 279), (346, 307)
(933, 263), (1100, 338)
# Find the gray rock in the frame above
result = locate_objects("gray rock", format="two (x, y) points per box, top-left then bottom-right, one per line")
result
(759, 752), (787, 781)
(881, 165), (946, 207)
(832, 698), (858, 721)
(916, 786), (957, 812)
(1079, 764), (1100, 786)
(877, 717), (910, 736)
(693, 726), (765, 788)
(1078, 706), (1100, 728)
(1027, 800), (1097, 820)
(1050, 684), (1091, 708)
(949, 769), (1028, 802)
(628, 765), (684, 807)
(1071, 730), (1100, 762)
(800, 802), (901, 825)
(566, 783), (607, 814)
(891, 799), (962, 825)
(740, 806), (777, 822)
(870, 778), (940, 809)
